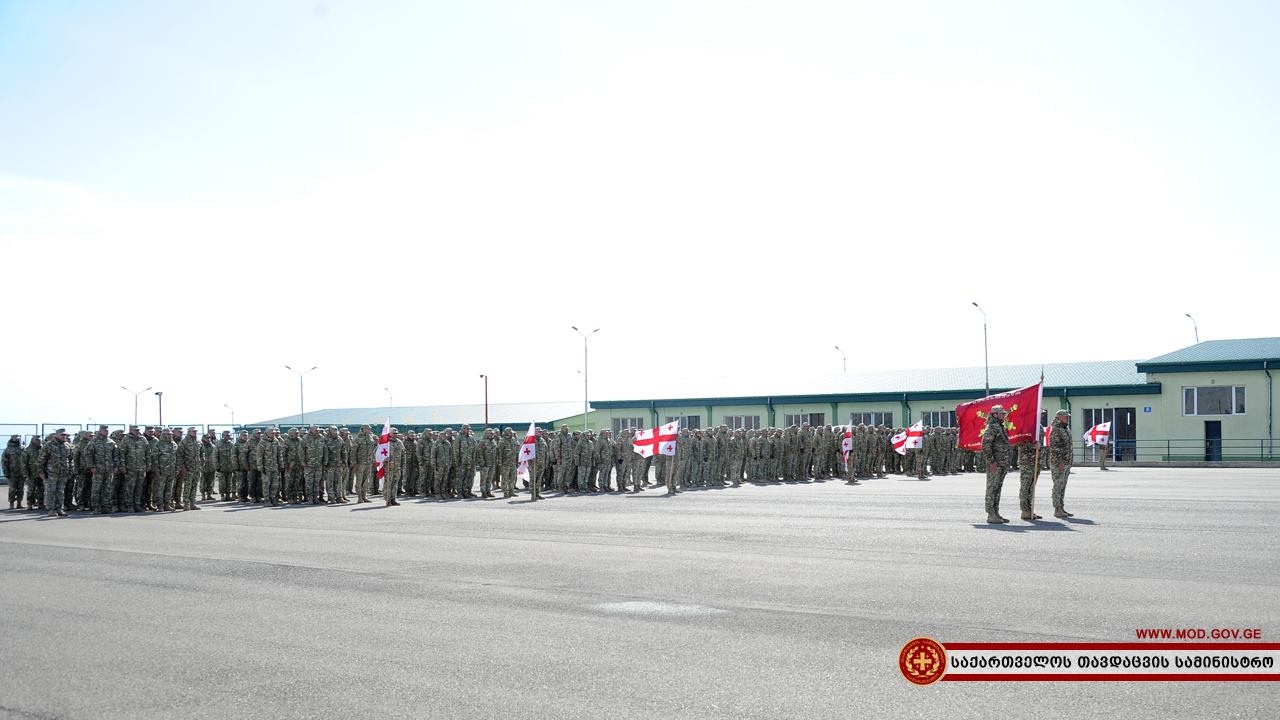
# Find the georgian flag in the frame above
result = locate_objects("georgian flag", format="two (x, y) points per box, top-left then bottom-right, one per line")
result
(517, 422), (537, 481)
(374, 420), (391, 480)
(841, 426), (854, 462)
(892, 421), (924, 456)
(633, 419), (679, 458)
(1083, 422), (1111, 447)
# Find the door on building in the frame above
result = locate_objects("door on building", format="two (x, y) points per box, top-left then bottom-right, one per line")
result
(1113, 407), (1136, 461)
(1204, 421), (1222, 462)
(1082, 407), (1137, 462)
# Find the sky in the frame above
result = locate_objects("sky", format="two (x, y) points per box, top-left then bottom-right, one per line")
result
(1, 0), (1278, 428)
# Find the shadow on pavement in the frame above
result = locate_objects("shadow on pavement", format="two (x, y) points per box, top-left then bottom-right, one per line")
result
(972, 521), (1075, 532)
(1063, 517), (1096, 525)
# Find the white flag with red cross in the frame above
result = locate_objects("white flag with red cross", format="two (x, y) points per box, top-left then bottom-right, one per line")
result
(841, 426), (854, 462)
(892, 421), (924, 456)
(633, 419), (679, 458)
(1083, 422), (1111, 447)
(517, 422), (537, 481)
(374, 420), (391, 480)
(1042, 425), (1052, 447)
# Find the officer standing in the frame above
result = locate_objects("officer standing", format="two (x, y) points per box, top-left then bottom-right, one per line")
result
(1048, 410), (1075, 518)
(982, 406), (1011, 524)
(37, 429), (72, 518)
(4, 435), (26, 509)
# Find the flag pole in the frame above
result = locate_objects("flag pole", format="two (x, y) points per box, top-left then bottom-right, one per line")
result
(1031, 367), (1044, 516)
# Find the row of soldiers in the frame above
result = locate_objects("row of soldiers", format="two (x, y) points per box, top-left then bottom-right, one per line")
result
(3, 422), (990, 515)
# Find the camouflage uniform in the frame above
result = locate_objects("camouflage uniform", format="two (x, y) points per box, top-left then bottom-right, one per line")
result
(4, 436), (27, 508)
(150, 430), (178, 510)
(383, 430), (404, 505)
(1017, 440), (1039, 519)
(1048, 413), (1074, 517)
(216, 433), (238, 501)
(302, 428), (325, 503)
(178, 429), (203, 510)
(433, 430), (456, 498)
(595, 429), (615, 491)
(323, 427), (348, 504)
(235, 432), (252, 500)
(498, 428), (519, 498)
(38, 432), (73, 517)
(575, 431), (595, 492)
(456, 426), (478, 498)
(609, 429), (627, 491)
(797, 425), (813, 481)
(353, 426), (377, 503)
(259, 430), (286, 505)
(72, 432), (91, 511)
(402, 432), (418, 496)
(477, 429), (498, 498)
(200, 435), (217, 500)
(284, 429), (305, 502)
(24, 437), (44, 509)
(120, 428), (150, 512)
(245, 431), (262, 501)
(981, 410), (1011, 523)
(553, 428), (573, 494)
(415, 431), (434, 497)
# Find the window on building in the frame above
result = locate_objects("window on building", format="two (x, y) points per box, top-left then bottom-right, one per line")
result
(783, 413), (825, 427)
(1183, 386), (1246, 416)
(723, 415), (761, 430)
(611, 417), (647, 432)
(849, 412), (894, 427)
(665, 415), (700, 429)
(918, 411), (957, 427)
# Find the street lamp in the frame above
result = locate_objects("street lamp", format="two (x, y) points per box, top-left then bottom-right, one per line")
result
(384, 387), (393, 409)
(479, 374), (489, 427)
(154, 391), (164, 427)
(120, 385), (152, 426)
(284, 365), (318, 425)
(224, 403), (235, 428)
(833, 346), (847, 374)
(971, 302), (989, 396)
(1185, 313), (1200, 344)
(571, 326), (600, 432)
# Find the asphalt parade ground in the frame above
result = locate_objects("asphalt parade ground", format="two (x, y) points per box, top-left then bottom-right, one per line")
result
(2, 467), (1278, 720)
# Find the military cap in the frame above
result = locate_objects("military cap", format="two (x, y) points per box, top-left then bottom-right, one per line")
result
(1055, 409), (1070, 417)
(328, 426), (338, 431)
(98, 424), (109, 431)
(129, 425), (139, 430)
(54, 428), (66, 434)
(990, 405), (1007, 414)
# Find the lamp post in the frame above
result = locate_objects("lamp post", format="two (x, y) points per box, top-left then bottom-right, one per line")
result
(284, 365), (318, 425)
(154, 391), (164, 427)
(120, 385), (152, 426)
(224, 403), (235, 429)
(384, 387), (393, 409)
(1185, 313), (1199, 344)
(571, 326), (599, 432)
(971, 302), (989, 396)
(833, 346), (847, 373)
(479, 374), (489, 427)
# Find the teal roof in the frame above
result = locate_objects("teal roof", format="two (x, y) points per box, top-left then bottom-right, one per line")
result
(1138, 338), (1280, 371)
(594, 359), (1152, 408)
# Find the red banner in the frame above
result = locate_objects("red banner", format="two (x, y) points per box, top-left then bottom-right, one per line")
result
(955, 383), (1042, 450)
